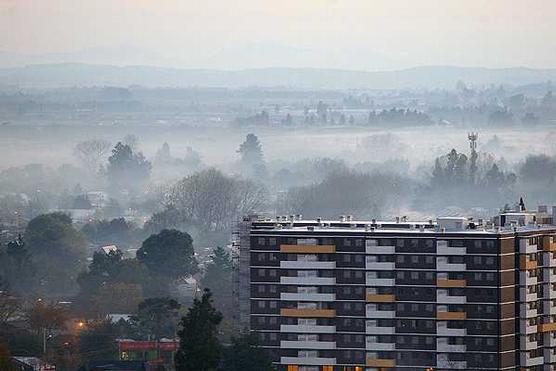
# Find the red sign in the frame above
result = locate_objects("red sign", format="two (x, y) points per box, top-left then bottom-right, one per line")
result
(119, 341), (179, 352)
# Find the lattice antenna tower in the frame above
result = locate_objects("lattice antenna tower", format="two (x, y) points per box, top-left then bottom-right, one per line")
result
(468, 132), (478, 152)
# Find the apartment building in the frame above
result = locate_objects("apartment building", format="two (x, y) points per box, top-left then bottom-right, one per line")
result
(236, 209), (556, 371)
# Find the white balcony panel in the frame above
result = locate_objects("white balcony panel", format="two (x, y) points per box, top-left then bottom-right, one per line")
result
(280, 340), (336, 350)
(437, 343), (466, 352)
(437, 241), (466, 255)
(280, 357), (336, 366)
(520, 305), (538, 318)
(280, 293), (336, 301)
(520, 321), (538, 335)
(520, 338), (538, 351)
(366, 309), (396, 318)
(280, 261), (336, 269)
(365, 240), (396, 254)
(520, 240), (539, 254)
(437, 261), (466, 271)
(436, 325), (466, 337)
(280, 325), (336, 334)
(520, 291), (538, 302)
(437, 293), (466, 304)
(280, 276), (336, 285)
(366, 278), (395, 287)
(544, 286), (556, 299)
(545, 304), (556, 316)
(520, 272), (538, 286)
(520, 353), (545, 367)
(366, 340), (395, 351)
(437, 360), (466, 369)
(366, 325), (395, 335)
(544, 348), (556, 363)
(544, 334), (556, 347)
(366, 262), (395, 270)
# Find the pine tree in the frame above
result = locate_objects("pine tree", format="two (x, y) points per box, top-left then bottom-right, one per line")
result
(175, 289), (223, 371)
(220, 332), (275, 371)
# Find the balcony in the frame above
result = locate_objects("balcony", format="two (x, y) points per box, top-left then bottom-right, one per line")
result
(520, 321), (538, 335)
(366, 245), (395, 254)
(437, 359), (466, 369)
(437, 311), (466, 320)
(365, 324), (395, 335)
(437, 279), (466, 288)
(520, 256), (538, 270)
(520, 335), (538, 351)
(280, 356), (336, 366)
(544, 348), (556, 363)
(520, 304), (538, 318)
(366, 358), (396, 368)
(280, 260), (336, 269)
(519, 272), (538, 286)
(544, 333), (556, 346)
(437, 240), (466, 255)
(539, 322), (556, 333)
(544, 285), (556, 299)
(520, 239), (539, 254)
(280, 293), (336, 302)
(545, 268), (556, 282)
(366, 277), (395, 286)
(366, 308), (395, 318)
(545, 252), (556, 267)
(365, 261), (395, 270)
(437, 260), (466, 271)
(366, 294), (396, 303)
(519, 291), (538, 302)
(280, 324), (336, 334)
(280, 340), (336, 350)
(543, 236), (556, 252)
(280, 308), (336, 318)
(366, 339), (395, 351)
(280, 244), (336, 254)
(280, 276), (336, 285)
(544, 303), (556, 316)
(437, 323), (466, 336)
(437, 343), (466, 352)
(437, 292), (466, 304)
(520, 352), (544, 367)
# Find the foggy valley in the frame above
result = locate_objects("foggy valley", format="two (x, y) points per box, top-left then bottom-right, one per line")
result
(2, 1), (556, 371)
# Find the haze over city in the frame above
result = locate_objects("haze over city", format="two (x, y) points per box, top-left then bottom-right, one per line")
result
(2, 1), (556, 371)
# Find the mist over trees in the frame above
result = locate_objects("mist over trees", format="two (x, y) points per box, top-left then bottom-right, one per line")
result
(2, 74), (556, 370)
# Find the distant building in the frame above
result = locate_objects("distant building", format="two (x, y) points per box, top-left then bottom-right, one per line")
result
(237, 207), (556, 370)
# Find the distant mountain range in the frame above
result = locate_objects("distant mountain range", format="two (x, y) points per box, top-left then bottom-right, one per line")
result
(1, 63), (555, 90)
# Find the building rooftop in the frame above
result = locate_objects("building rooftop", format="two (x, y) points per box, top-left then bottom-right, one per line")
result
(246, 214), (556, 236)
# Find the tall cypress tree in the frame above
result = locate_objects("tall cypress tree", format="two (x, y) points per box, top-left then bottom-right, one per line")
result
(175, 289), (223, 371)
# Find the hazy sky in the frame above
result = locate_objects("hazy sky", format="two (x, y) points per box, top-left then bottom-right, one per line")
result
(1, 0), (555, 70)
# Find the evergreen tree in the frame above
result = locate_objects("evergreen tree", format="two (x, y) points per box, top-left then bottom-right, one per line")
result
(237, 134), (266, 177)
(175, 289), (223, 371)
(220, 332), (275, 371)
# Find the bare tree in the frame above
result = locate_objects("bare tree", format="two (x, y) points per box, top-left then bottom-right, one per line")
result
(74, 139), (111, 174)
(165, 168), (267, 231)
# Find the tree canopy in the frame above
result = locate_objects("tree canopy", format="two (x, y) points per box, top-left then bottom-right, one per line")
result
(136, 229), (198, 280)
(24, 213), (87, 295)
(106, 142), (151, 193)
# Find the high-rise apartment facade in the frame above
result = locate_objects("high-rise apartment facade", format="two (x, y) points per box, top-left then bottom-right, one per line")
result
(237, 211), (556, 370)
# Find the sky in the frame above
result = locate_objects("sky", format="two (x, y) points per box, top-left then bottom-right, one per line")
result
(1, 0), (555, 70)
